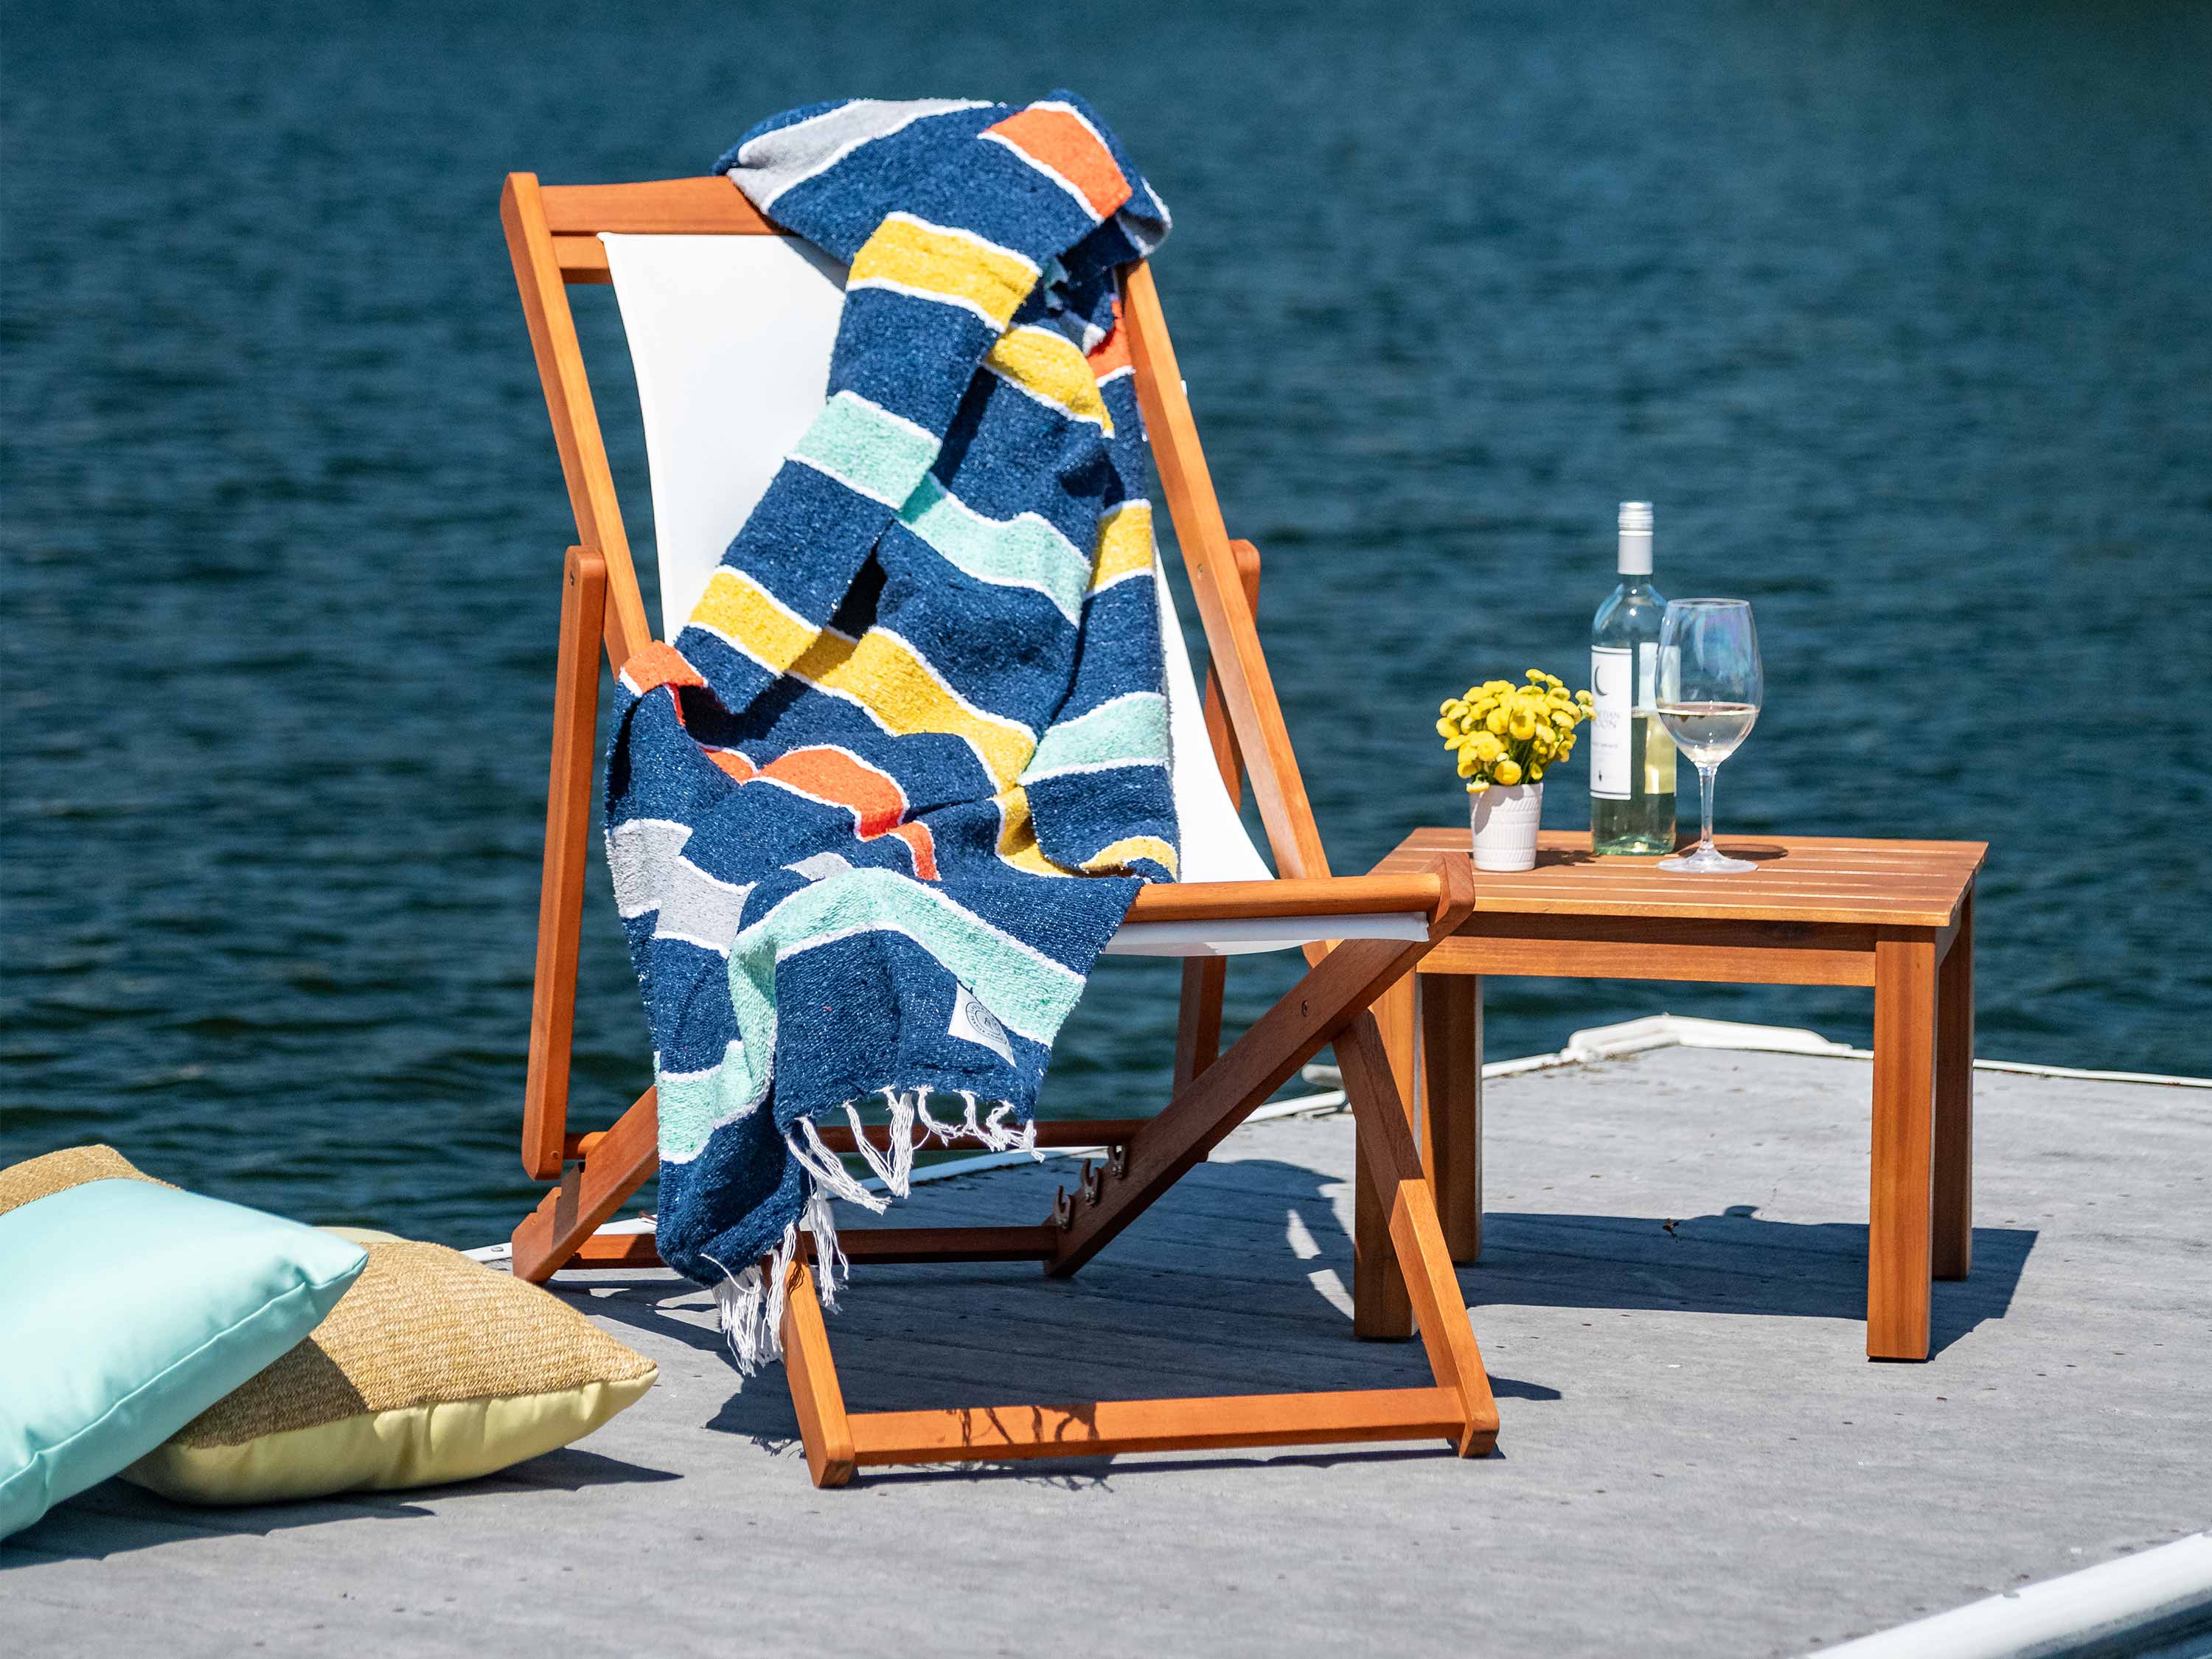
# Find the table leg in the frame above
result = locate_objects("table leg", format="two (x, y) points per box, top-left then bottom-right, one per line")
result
(1933, 893), (1974, 1281)
(1353, 973), (1417, 1339)
(1869, 933), (1938, 1360)
(1420, 973), (1483, 1263)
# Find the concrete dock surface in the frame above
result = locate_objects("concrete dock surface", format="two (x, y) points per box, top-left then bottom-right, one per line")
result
(6, 1046), (2206, 1658)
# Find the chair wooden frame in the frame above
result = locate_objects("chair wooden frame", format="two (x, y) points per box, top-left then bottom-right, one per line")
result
(498, 172), (1497, 1485)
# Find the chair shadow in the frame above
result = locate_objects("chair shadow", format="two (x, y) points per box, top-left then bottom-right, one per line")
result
(1464, 1206), (2037, 1359)
(552, 1279), (732, 1356)
(1, 1447), (681, 1567)
(681, 1155), (1559, 1476)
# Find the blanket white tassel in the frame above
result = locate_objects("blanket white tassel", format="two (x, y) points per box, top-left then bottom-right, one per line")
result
(711, 1087), (1041, 1378)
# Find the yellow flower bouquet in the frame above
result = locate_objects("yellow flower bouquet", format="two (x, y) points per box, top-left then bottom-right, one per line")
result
(1436, 671), (1595, 793)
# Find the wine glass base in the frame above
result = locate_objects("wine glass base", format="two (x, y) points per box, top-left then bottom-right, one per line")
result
(1656, 847), (1758, 874)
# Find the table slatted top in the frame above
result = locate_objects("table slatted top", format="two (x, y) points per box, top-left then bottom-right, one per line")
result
(1377, 830), (1985, 928)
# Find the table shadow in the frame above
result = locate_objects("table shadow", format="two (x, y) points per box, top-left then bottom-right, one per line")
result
(1464, 1206), (2034, 1358)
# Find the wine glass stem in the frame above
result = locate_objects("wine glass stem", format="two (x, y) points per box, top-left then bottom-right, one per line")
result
(1697, 762), (1719, 855)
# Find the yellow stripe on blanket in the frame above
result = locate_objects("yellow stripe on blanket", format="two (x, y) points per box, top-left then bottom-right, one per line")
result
(1089, 500), (1156, 592)
(849, 214), (1039, 330)
(985, 326), (1113, 433)
(992, 787), (1068, 877)
(687, 568), (819, 675)
(1082, 835), (1180, 877)
(792, 627), (1036, 788)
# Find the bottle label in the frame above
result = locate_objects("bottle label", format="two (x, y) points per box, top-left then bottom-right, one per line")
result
(1590, 647), (1631, 800)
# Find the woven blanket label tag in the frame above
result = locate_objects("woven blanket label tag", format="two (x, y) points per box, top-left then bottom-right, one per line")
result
(948, 983), (1015, 1065)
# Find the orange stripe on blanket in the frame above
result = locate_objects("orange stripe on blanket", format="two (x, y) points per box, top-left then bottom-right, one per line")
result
(754, 746), (940, 880)
(620, 641), (706, 698)
(702, 748), (756, 782)
(1087, 302), (1132, 379)
(984, 105), (1130, 220)
(885, 822), (940, 882)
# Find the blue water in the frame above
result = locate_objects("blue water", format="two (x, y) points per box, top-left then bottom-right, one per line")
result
(5, 1), (2208, 1245)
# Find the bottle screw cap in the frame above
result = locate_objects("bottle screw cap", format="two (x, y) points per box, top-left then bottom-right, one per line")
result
(1617, 501), (1653, 574)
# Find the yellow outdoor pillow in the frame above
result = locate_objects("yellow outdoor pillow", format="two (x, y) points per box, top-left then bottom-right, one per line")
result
(123, 1235), (656, 1505)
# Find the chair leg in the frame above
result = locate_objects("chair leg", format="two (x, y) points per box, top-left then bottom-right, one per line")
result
(521, 546), (608, 1183)
(1421, 973), (1483, 1264)
(781, 1258), (856, 1489)
(512, 1085), (658, 1283)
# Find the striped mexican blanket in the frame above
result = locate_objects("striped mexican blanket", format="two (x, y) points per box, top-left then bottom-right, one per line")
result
(605, 95), (1178, 1368)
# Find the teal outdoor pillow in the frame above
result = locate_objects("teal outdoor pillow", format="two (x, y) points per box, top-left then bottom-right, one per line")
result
(0, 1150), (366, 1540)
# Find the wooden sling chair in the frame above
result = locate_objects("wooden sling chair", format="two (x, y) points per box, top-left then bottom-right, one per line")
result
(499, 170), (1497, 1486)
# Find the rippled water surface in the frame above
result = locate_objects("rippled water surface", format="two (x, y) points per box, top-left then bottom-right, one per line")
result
(6, 1), (2208, 1243)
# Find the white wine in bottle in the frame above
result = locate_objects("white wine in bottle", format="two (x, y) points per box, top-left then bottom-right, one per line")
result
(1590, 501), (1678, 854)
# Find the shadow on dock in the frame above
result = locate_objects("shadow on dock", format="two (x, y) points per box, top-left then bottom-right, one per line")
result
(1467, 1208), (2036, 1359)
(1, 1446), (683, 1567)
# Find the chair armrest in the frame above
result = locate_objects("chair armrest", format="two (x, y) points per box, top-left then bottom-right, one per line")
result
(1125, 870), (1460, 929)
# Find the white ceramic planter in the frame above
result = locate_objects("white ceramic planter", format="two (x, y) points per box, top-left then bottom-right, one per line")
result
(1469, 782), (1543, 872)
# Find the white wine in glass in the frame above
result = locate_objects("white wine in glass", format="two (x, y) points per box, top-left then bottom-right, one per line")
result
(1655, 599), (1763, 874)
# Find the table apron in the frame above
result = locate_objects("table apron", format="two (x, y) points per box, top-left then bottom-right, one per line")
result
(1419, 917), (1895, 987)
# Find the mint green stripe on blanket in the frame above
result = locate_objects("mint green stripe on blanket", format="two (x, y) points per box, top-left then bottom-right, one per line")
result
(1023, 691), (1170, 779)
(655, 1043), (757, 1166)
(897, 476), (1091, 622)
(789, 391), (941, 507)
(720, 872), (1088, 1137)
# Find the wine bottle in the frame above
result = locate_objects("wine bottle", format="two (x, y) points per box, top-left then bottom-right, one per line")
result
(1590, 501), (1678, 854)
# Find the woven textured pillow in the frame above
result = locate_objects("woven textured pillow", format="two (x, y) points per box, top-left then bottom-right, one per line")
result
(0, 1147), (367, 1539)
(122, 1235), (657, 1505)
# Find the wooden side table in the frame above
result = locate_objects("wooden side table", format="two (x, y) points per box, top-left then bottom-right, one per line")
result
(1363, 830), (1986, 1361)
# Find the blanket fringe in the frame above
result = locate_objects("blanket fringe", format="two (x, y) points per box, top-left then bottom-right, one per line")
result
(712, 1088), (1040, 1379)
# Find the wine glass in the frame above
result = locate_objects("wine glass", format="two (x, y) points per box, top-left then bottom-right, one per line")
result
(1655, 599), (1763, 874)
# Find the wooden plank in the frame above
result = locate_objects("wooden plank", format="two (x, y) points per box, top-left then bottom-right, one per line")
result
(1206, 540), (1262, 799)
(564, 1114), (1156, 1164)
(553, 234), (611, 282)
(1127, 872), (1441, 923)
(1368, 875), (1971, 928)
(1468, 867), (1976, 895)
(1422, 974), (1484, 1262)
(521, 546), (606, 1182)
(780, 1259), (857, 1488)
(538, 176), (781, 235)
(1453, 889), (1957, 927)
(1385, 832), (1986, 869)
(1868, 932), (1938, 1360)
(825, 1226), (1059, 1265)
(1933, 890), (1975, 1281)
(510, 1085), (658, 1283)
(846, 1386), (1467, 1466)
(570, 1231), (660, 1267)
(565, 1225), (1065, 1270)
(1420, 927), (1879, 987)
(1124, 261), (1328, 883)
(498, 173), (652, 665)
